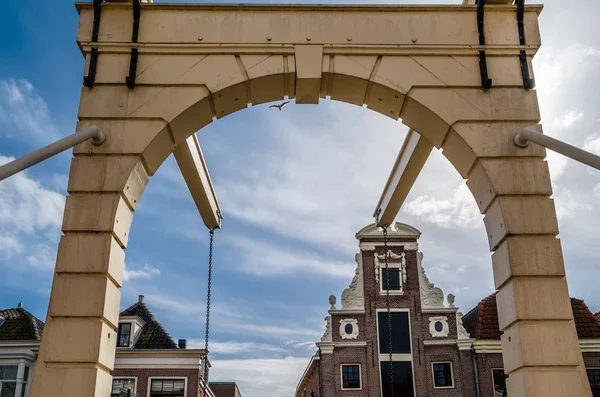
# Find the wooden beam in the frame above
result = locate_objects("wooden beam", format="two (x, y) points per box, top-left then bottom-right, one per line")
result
(173, 134), (222, 229)
(373, 129), (433, 227)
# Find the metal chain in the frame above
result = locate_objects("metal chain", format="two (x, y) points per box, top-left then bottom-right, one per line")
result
(383, 226), (395, 397)
(202, 228), (215, 393)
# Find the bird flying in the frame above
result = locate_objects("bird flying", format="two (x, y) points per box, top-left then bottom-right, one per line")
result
(269, 101), (290, 111)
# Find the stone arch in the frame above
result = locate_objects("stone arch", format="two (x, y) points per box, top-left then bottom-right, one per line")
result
(29, 3), (591, 397)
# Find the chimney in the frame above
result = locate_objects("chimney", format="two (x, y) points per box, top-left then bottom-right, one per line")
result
(138, 295), (144, 303)
(178, 339), (187, 349)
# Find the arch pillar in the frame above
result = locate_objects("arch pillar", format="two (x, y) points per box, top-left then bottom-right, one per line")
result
(28, 152), (147, 397)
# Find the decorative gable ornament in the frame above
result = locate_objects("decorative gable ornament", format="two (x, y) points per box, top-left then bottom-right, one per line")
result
(428, 316), (449, 338)
(417, 252), (445, 309)
(373, 250), (407, 283)
(341, 254), (365, 310)
(321, 316), (332, 342)
(339, 318), (359, 340)
(457, 311), (471, 340)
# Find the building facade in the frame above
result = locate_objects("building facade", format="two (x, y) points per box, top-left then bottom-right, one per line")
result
(0, 297), (240, 397)
(296, 223), (600, 397)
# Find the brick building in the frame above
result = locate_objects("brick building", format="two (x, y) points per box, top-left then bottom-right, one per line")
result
(295, 223), (600, 397)
(0, 297), (241, 397)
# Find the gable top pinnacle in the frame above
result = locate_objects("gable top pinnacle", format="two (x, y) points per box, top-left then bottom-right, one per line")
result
(355, 222), (421, 240)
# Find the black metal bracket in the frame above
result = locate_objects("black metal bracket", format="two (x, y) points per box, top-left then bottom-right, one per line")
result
(83, 0), (103, 88)
(476, 0), (493, 90)
(126, 0), (141, 89)
(516, 0), (536, 89)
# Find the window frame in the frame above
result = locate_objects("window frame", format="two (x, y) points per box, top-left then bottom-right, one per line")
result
(340, 364), (362, 391)
(375, 308), (415, 397)
(379, 264), (404, 295)
(491, 368), (508, 397)
(111, 377), (137, 397)
(431, 361), (454, 389)
(147, 377), (188, 397)
(117, 322), (133, 348)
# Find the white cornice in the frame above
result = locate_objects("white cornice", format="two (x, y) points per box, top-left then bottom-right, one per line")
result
(473, 339), (600, 354)
(423, 339), (456, 346)
(329, 309), (365, 315)
(422, 308), (458, 314)
(359, 242), (418, 251)
(355, 223), (421, 239)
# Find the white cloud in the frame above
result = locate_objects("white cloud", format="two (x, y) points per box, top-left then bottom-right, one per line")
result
(123, 264), (161, 282)
(229, 235), (354, 278)
(210, 357), (311, 397)
(583, 136), (600, 156)
(553, 110), (584, 128)
(402, 184), (482, 229)
(0, 235), (23, 257)
(188, 340), (289, 356)
(0, 79), (61, 144)
(0, 155), (65, 236)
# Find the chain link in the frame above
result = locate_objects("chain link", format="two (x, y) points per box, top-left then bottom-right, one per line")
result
(202, 229), (215, 394)
(382, 226), (395, 397)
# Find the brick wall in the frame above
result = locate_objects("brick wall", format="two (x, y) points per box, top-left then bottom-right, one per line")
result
(111, 368), (201, 397)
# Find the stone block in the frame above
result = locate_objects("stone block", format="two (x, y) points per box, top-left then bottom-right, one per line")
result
(48, 274), (121, 327)
(492, 236), (565, 289)
(507, 367), (592, 397)
(55, 233), (125, 288)
(62, 193), (133, 248)
(501, 320), (582, 372)
(496, 277), (573, 331)
(295, 45), (323, 104)
(483, 196), (559, 251)
(467, 158), (552, 213)
(42, 318), (117, 368)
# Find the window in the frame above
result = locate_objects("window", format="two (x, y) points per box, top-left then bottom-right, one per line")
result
(341, 364), (361, 390)
(492, 369), (508, 397)
(378, 312), (411, 354)
(587, 369), (600, 397)
(381, 267), (402, 291)
(432, 362), (454, 388)
(117, 323), (131, 348)
(111, 378), (136, 397)
(0, 315), (5, 327)
(150, 379), (185, 397)
(0, 365), (18, 397)
(380, 362), (414, 397)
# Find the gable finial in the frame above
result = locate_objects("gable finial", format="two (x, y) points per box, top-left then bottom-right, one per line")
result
(17, 300), (22, 308)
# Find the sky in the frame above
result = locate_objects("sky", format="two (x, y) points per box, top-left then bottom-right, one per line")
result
(0, 1), (599, 396)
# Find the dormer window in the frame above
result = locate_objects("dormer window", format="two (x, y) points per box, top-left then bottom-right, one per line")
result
(0, 315), (5, 327)
(117, 323), (132, 347)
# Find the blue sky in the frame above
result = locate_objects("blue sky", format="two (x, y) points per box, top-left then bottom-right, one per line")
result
(1, 1), (599, 396)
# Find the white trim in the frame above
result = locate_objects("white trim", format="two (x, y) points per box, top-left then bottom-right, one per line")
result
(340, 363), (362, 391)
(428, 316), (449, 338)
(431, 361), (455, 389)
(112, 376), (138, 396)
(329, 309), (365, 315)
(339, 319), (359, 340)
(423, 339), (456, 347)
(147, 377), (188, 397)
(335, 341), (367, 348)
(421, 308), (458, 314)
(375, 308), (416, 397)
(359, 242), (419, 251)
(474, 339), (600, 354)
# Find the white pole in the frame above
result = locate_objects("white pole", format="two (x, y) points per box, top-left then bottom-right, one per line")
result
(0, 126), (105, 182)
(514, 128), (600, 171)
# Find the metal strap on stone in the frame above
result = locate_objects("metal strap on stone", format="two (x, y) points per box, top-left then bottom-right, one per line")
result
(83, 0), (102, 88)
(476, 0), (493, 90)
(515, 0), (535, 89)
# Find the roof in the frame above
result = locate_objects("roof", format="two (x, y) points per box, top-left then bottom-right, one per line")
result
(462, 293), (600, 340)
(120, 301), (178, 349)
(0, 307), (44, 341)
